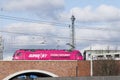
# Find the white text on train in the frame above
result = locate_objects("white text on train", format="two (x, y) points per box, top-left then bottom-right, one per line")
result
(28, 54), (47, 58)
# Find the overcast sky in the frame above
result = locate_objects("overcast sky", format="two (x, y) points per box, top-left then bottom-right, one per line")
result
(0, 0), (120, 60)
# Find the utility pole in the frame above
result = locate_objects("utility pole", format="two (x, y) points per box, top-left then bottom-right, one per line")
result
(0, 35), (3, 60)
(71, 15), (75, 50)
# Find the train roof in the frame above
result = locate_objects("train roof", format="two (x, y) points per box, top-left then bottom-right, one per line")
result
(18, 49), (79, 52)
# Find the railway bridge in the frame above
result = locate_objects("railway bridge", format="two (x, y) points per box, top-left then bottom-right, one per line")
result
(0, 61), (90, 80)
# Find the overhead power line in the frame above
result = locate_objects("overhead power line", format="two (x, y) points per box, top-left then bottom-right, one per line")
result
(0, 14), (120, 43)
(0, 14), (120, 32)
(0, 14), (69, 26)
(76, 27), (120, 32)
(0, 30), (70, 39)
(1, 30), (120, 43)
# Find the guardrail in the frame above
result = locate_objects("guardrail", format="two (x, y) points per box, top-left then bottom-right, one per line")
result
(34, 76), (120, 80)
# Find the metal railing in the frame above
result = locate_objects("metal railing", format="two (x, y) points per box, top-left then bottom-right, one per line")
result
(34, 76), (120, 80)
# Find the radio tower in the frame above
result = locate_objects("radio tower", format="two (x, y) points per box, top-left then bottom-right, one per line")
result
(70, 15), (76, 50)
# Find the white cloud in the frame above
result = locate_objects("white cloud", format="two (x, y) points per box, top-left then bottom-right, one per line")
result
(5, 23), (70, 37)
(3, 23), (69, 46)
(3, 0), (64, 11)
(60, 4), (120, 22)
(96, 5), (120, 21)
(2, 0), (64, 19)
(3, 22), (120, 48)
(5, 23), (56, 33)
(76, 29), (111, 40)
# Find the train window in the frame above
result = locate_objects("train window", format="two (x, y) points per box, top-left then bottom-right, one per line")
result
(106, 55), (113, 59)
(97, 55), (104, 58)
(106, 55), (112, 57)
(16, 52), (21, 56)
(88, 54), (91, 57)
(97, 55), (104, 60)
(30, 49), (36, 52)
(115, 54), (120, 58)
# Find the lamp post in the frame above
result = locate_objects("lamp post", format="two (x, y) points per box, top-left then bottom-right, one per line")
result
(90, 54), (93, 76)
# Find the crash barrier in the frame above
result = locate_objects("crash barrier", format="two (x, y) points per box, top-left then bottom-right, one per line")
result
(34, 76), (120, 80)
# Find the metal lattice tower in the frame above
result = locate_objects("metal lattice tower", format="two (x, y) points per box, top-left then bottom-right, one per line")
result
(71, 15), (76, 50)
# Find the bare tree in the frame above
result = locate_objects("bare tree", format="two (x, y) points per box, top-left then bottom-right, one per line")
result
(93, 60), (119, 76)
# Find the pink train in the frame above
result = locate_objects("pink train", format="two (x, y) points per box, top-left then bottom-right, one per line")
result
(12, 49), (83, 60)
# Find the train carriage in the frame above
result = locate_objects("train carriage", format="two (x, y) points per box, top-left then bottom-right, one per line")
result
(13, 49), (83, 60)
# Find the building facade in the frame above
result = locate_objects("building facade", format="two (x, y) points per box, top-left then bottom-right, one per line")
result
(83, 50), (120, 60)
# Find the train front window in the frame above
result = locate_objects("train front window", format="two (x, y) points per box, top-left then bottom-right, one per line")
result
(16, 52), (21, 56)
(77, 52), (82, 56)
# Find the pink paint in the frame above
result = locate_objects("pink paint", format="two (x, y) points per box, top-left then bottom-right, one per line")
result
(13, 49), (83, 60)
